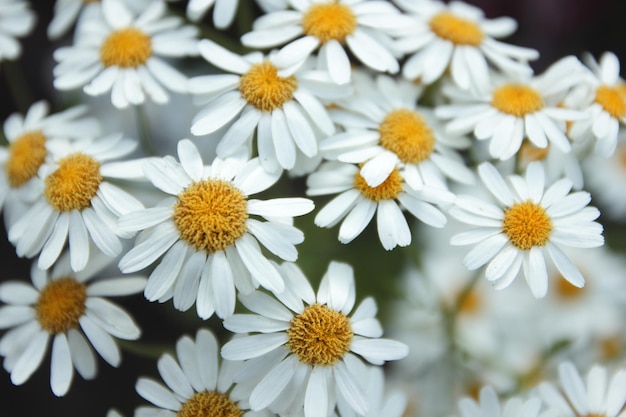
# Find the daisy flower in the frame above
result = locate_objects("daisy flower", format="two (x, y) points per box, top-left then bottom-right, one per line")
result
(0, 251), (146, 396)
(307, 161), (452, 250)
(117, 139), (314, 319)
(189, 39), (351, 172)
(53, 0), (199, 109)
(450, 162), (604, 298)
(0, 0), (36, 62)
(458, 386), (542, 417)
(7, 132), (144, 272)
(186, 0), (239, 28)
(221, 261), (409, 417)
(0, 100), (100, 227)
(394, 0), (538, 90)
(240, 0), (413, 84)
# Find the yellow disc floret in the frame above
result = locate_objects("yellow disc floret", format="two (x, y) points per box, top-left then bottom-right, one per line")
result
(502, 201), (553, 250)
(100, 27), (152, 68)
(492, 84), (544, 117)
(239, 62), (298, 112)
(594, 85), (626, 119)
(44, 153), (102, 212)
(354, 167), (403, 201)
(429, 12), (484, 46)
(36, 278), (87, 334)
(302, 2), (357, 44)
(379, 109), (436, 164)
(177, 391), (243, 417)
(5, 131), (47, 188)
(287, 303), (353, 366)
(173, 179), (248, 253)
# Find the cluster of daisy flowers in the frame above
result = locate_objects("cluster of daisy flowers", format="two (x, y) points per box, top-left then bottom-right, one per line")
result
(1, 0), (626, 416)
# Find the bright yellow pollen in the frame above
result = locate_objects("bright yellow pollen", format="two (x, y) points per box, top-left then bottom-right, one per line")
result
(36, 278), (87, 334)
(44, 153), (102, 212)
(239, 62), (298, 112)
(287, 303), (353, 366)
(100, 27), (152, 68)
(594, 85), (626, 119)
(429, 12), (484, 46)
(173, 180), (248, 253)
(301, 2), (357, 44)
(555, 274), (584, 300)
(354, 167), (403, 201)
(492, 84), (544, 117)
(177, 391), (243, 417)
(5, 131), (47, 188)
(502, 201), (553, 250)
(379, 109), (436, 164)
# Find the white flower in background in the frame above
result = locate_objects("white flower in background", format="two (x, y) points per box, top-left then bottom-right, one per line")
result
(241, 0), (413, 84)
(458, 386), (542, 417)
(186, 0), (239, 28)
(0, 252), (145, 396)
(53, 0), (199, 109)
(118, 139), (314, 319)
(189, 39), (351, 172)
(0, 0), (35, 62)
(394, 0), (537, 91)
(0, 101), (100, 227)
(47, 0), (99, 40)
(450, 162), (604, 298)
(8, 133), (144, 272)
(221, 261), (408, 417)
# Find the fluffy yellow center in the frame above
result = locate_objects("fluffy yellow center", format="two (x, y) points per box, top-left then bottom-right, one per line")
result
(287, 303), (353, 366)
(594, 85), (626, 119)
(429, 12), (484, 46)
(502, 201), (553, 250)
(36, 278), (87, 334)
(379, 109), (436, 164)
(177, 391), (243, 417)
(5, 131), (47, 188)
(354, 167), (403, 201)
(239, 62), (298, 112)
(301, 2), (357, 43)
(492, 84), (544, 117)
(100, 27), (152, 68)
(172, 180), (248, 253)
(44, 153), (102, 212)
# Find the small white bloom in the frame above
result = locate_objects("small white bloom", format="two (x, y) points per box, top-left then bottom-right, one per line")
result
(0, 0), (36, 62)
(458, 386), (542, 417)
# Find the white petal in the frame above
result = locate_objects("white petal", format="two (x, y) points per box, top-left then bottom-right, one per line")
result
(305, 366), (329, 417)
(250, 355), (298, 410)
(78, 315), (121, 367)
(67, 329), (97, 380)
(136, 378), (181, 411)
(11, 331), (49, 385)
(158, 354), (194, 399)
(221, 333), (288, 361)
(177, 139), (204, 181)
(51, 333), (73, 397)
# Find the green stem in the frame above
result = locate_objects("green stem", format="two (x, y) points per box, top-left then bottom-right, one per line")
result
(134, 105), (155, 156)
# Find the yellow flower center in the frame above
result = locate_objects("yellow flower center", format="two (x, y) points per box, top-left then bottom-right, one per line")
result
(429, 12), (484, 46)
(502, 201), (553, 250)
(44, 153), (102, 212)
(354, 167), (403, 201)
(599, 336), (623, 360)
(35, 277), (87, 334)
(287, 303), (353, 366)
(458, 289), (481, 315)
(594, 85), (626, 119)
(177, 391), (243, 417)
(239, 62), (298, 112)
(492, 84), (544, 117)
(172, 180), (248, 253)
(100, 27), (152, 68)
(5, 131), (47, 188)
(379, 109), (436, 164)
(301, 2), (357, 44)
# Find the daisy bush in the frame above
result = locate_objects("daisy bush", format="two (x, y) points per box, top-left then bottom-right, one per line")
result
(1, 0), (626, 416)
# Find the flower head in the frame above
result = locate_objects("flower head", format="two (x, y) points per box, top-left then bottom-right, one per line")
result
(0, 0), (36, 62)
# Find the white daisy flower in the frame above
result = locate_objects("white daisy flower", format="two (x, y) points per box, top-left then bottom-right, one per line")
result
(186, 0), (238, 28)
(7, 132), (144, 272)
(0, 0), (36, 62)
(307, 161), (452, 250)
(436, 56), (589, 161)
(0, 100), (100, 227)
(394, 0), (538, 90)
(117, 139), (314, 319)
(53, 0), (199, 109)
(188, 39), (351, 172)
(221, 261), (409, 417)
(458, 386), (542, 417)
(0, 252), (146, 397)
(241, 0), (413, 84)
(450, 162), (604, 298)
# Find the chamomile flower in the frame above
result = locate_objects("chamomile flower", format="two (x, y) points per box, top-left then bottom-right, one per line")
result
(221, 261), (409, 417)
(241, 0), (413, 84)
(458, 386), (542, 417)
(8, 133), (144, 272)
(394, 0), (538, 90)
(53, 0), (199, 109)
(189, 39), (351, 172)
(0, 251), (145, 396)
(0, 0), (35, 62)
(450, 162), (604, 298)
(117, 139), (314, 319)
